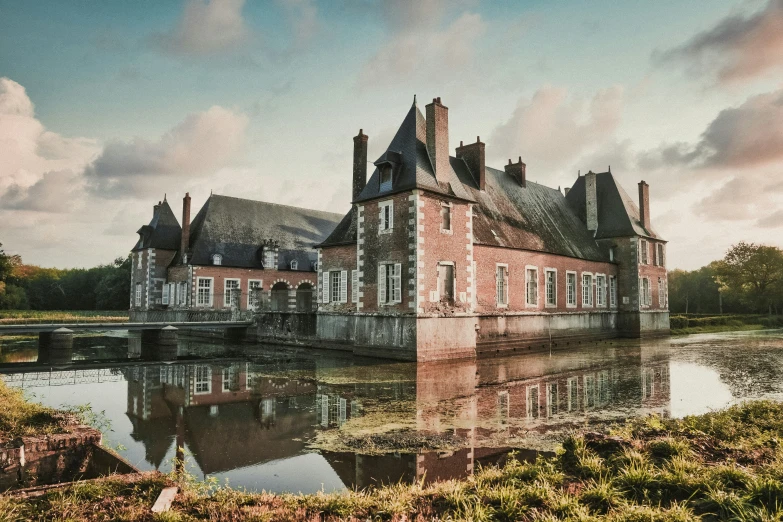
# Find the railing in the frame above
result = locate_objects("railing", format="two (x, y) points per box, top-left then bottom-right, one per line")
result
(129, 309), (254, 323)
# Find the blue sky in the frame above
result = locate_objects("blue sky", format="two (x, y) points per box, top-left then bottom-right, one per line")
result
(1, 0), (782, 269)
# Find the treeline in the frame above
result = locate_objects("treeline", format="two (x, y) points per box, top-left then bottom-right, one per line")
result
(0, 242), (130, 310)
(669, 242), (783, 315)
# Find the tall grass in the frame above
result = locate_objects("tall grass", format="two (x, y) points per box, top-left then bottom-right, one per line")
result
(0, 310), (129, 325)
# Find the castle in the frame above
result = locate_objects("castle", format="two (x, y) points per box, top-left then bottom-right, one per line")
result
(131, 96), (669, 361)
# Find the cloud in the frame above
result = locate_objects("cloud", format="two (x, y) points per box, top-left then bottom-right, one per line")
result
(152, 0), (250, 57)
(757, 209), (783, 228)
(489, 86), (624, 174)
(639, 87), (783, 169)
(654, 0), (783, 84)
(359, 1), (487, 88)
(84, 106), (248, 198)
(0, 170), (83, 213)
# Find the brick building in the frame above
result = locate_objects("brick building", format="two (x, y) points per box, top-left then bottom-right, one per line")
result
(130, 193), (343, 317)
(317, 97), (669, 361)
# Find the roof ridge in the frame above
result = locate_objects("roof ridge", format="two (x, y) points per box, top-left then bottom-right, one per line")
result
(209, 193), (343, 218)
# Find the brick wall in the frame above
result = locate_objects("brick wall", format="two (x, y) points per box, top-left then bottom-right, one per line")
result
(472, 245), (618, 314)
(610, 237), (668, 313)
(318, 243), (358, 312)
(130, 248), (176, 311)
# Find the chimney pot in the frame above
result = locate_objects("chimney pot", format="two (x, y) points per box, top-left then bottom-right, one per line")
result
(353, 129), (369, 200)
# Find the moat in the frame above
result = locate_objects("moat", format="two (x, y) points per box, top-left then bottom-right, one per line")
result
(1, 329), (782, 494)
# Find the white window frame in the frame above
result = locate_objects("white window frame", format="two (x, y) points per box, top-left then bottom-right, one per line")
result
(656, 243), (665, 267)
(609, 276), (617, 308)
(566, 271), (577, 308)
(247, 279), (262, 310)
(378, 262), (402, 305)
(658, 277), (665, 307)
(327, 270), (348, 304)
(378, 200), (393, 234)
(196, 277), (214, 307)
(567, 377), (578, 411)
(136, 252), (142, 269)
(526, 384), (540, 419)
(544, 268), (557, 308)
(222, 366), (237, 392)
(212, 253), (222, 265)
(263, 249), (275, 269)
(134, 282), (142, 307)
(639, 277), (651, 307)
(546, 382), (558, 417)
(351, 269), (359, 303)
(596, 274), (606, 308)
(224, 278), (241, 307)
(194, 365), (212, 395)
(639, 239), (649, 265)
(290, 260), (298, 270)
(379, 165), (393, 191)
(581, 272), (593, 308)
(496, 263), (508, 307)
(440, 202), (452, 234)
(525, 266), (539, 307)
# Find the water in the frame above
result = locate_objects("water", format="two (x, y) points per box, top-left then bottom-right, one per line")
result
(1, 329), (782, 493)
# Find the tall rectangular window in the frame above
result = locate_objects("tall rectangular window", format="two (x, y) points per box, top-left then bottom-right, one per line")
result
(545, 269), (556, 307)
(640, 239), (649, 264)
(224, 278), (240, 307)
(378, 263), (402, 304)
(440, 203), (451, 232)
(582, 274), (593, 307)
(596, 275), (606, 307)
(609, 276), (617, 307)
(331, 271), (341, 303)
(197, 278), (213, 306)
(438, 263), (454, 301)
(222, 367), (237, 392)
(248, 280), (262, 310)
(657, 244), (665, 266)
(496, 265), (508, 306)
(566, 272), (577, 307)
(640, 277), (651, 306)
(658, 277), (665, 307)
(527, 385), (540, 419)
(526, 267), (538, 306)
(547, 382), (558, 417)
(379, 201), (393, 233)
(194, 365), (211, 394)
(263, 249), (275, 269)
(567, 377), (578, 411)
(134, 283), (142, 307)
(137, 252), (142, 269)
(351, 269), (359, 303)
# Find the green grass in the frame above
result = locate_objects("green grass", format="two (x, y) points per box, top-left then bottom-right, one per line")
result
(0, 380), (73, 440)
(0, 310), (129, 325)
(670, 314), (783, 336)
(6, 401), (783, 520)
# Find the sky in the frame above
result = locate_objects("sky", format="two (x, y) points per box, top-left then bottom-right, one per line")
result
(0, 0), (781, 270)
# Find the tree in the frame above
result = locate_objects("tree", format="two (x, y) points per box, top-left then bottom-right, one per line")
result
(715, 242), (783, 314)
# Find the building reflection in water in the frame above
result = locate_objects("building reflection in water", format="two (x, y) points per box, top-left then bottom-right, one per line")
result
(122, 340), (671, 488)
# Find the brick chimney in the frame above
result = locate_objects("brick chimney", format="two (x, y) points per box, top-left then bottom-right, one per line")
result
(352, 129), (368, 200)
(585, 171), (598, 232)
(504, 157), (526, 187)
(455, 137), (485, 190)
(638, 180), (650, 230)
(425, 97), (450, 184)
(181, 192), (191, 263)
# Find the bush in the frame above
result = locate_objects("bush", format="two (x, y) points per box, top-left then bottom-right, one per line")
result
(670, 316), (688, 329)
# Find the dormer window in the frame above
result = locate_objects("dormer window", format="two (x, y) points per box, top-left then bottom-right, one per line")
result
(263, 249), (275, 269)
(380, 165), (392, 191)
(212, 254), (222, 265)
(290, 260), (298, 270)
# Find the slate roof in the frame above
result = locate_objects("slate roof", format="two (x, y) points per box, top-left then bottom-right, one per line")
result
(317, 206), (357, 247)
(564, 172), (663, 240)
(187, 195), (343, 268)
(132, 199), (181, 251)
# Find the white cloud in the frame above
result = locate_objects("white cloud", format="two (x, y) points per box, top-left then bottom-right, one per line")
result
(153, 0), (250, 57)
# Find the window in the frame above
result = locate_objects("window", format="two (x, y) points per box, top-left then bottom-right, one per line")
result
(331, 271), (341, 303)
(380, 165), (393, 191)
(658, 277), (665, 307)
(378, 263), (402, 304)
(222, 367), (237, 392)
(178, 282), (187, 305)
(290, 260), (298, 270)
(194, 365), (211, 394)
(656, 244), (665, 267)
(547, 382), (558, 417)
(440, 203), (452, 232)
(137, 252), (142, 269)
(609, 247), (615, 262)
(567, 377), (578, 411)
(224, 278), (240, 307)
(196, 277), (213, 307)
(248, 280), (262, 310)
(582, 274), (593, 307)
(584, 374), (596, 409)
(378, 200), (393, 233)
(527, 385), (540, 419)
(566, 272), (577, 307)
(596, 275), (606, 307)
(263, 248), (275, 269)
(498, 391), (509, 423)
(438, 263), (455, 301)
(545, 269), (556, 307)
(135, 283), (142, 307)
(639, 239), (649, 264)
(496, 265), (508, 306)
(212, 254), (222, 265)
(325, 270), (348, 303)
(162, 283), (170, 305)
(526, 267), (538, 306)
(351, 269), (359, 303)
(609, 276), (617, 308)
(640, 277), (651, 306)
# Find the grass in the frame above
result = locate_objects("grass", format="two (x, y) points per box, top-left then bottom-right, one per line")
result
(5, 400), (783, 520)
(0, 310), (129, 325)
(670, 314), (783, 336)
(0, 381), (75, 440)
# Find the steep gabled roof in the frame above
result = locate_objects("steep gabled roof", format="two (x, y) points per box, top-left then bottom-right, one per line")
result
(317, 206), (357, 248)
(354, 102), (474, 203)
(187, 194), (343, 268)
(565, 172), (663, 240)
(133, 199), (181, 251)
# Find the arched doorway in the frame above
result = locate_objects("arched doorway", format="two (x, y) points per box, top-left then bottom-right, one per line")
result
(296, 283), (314, 312)
(270, 282), (289, 311)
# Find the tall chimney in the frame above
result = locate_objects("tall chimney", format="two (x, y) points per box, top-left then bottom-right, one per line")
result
(455, 136), (485, 190)
(585, 171), (598, 232)
(425, 97), (450, 184)
(504, 157), (526, 187)
(638, 180), (650, 231)
(181, 192), (191, 263)
(352, 129), (368, 200)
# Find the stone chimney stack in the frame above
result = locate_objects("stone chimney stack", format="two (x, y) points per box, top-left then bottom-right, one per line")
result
(352, 129), (368, 200)
(504, 157), (526, 187)
(585, 171), (598, 232)
(455, 136), (485, 190)
(425, 97), (450, 184)
(181, 192), (191, 263)
(638, 180), (650, 231)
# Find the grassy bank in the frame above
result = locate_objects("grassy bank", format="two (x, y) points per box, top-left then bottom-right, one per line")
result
(670, 314), (783, 336)
(0, 380), (77, 441)
(0, 310), (129, 325)
(5, 401), (783, 521)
